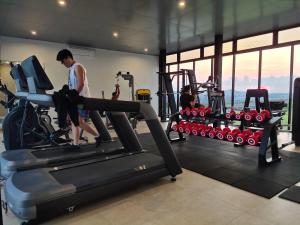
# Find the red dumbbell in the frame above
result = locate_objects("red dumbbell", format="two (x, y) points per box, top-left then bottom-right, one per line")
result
(192, 124), (206, 136)
(255, 110), (271, 123)
(244, 110), (258, 122)
(216, 127), (231, 140)
(171, 123), (178, 132)
(199, 107), (212, 117)
(225, 110), (236, 120)
(200, 126), (213, 137)
(178, 121), (187, 133)
(191, 107), (200, 117)
(235, 111), (245, 120)
(236, 129), (253, 145)
(185, 122), (197, 135)
(226, 128), (241, 142)
(185, 107), (191, 116)
(247, 130), (263, 146)
(179, 108), (185, 115)
(208, 127), (222, 139)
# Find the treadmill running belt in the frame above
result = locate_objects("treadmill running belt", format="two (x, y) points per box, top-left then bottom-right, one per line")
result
(51, 152), (166, 188)
(32, 141), (122, 158)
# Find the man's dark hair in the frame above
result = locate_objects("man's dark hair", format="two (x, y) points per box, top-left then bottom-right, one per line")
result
(56, 49), (73, 62)
(181, 85), (191, 93)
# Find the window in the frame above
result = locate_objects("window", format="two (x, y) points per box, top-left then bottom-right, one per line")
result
(195, 59), (212, 83)
(279, 27), (300, 44)
(234, 51), (259, 109)
(169, 64), (178, 72)
(166, 54), (177, 64)
(179, 62), (193, 70)
(222, 41), (233, 54)
(195, 59), (212, 106)
(180, 49), (200, 61)
(261, 47), (291, 125)
(237, 33), (273, 51)
(204, 45), (214, 57)
(222, 55), (233, 107)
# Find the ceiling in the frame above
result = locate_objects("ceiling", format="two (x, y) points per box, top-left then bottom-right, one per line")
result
(0, 0), (300, 55)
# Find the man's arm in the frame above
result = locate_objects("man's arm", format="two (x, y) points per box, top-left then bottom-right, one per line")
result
(75, 65), (85, 93)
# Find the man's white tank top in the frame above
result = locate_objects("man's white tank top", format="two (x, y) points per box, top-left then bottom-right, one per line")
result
(68, 62), (91, 97)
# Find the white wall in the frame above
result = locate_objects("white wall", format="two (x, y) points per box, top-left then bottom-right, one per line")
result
(0, 36), (159, 112)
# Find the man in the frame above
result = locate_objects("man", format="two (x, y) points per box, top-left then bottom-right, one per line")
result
(180, 85), (196, 109)
(56, 49), (100, 146)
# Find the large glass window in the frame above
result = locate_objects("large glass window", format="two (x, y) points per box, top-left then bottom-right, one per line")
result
(195, 59), (212, 106)
(222, 55), (233, 107)
(237, 33), (273, 51)
(204, 46), (214, 57)
(279, 27), (300, 44)
(223, 41), (233, 54)
(166, 54), (177, 64)
(261, 47), (291, 125)
(180, 49), (200, 61)
(179, 62), (194, 86)
(234, 51), (259, 109)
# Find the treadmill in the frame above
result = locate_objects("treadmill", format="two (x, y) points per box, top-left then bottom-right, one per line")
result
(1, 62), (130, 178)
(5, 63), (112, 148)
(3, 56), (182, 224)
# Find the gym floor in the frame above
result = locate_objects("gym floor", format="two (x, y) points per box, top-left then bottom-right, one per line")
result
(1, 123), (300, 225)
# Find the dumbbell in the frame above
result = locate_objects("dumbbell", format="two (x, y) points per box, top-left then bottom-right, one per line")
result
(171, 123), (178, 132)
(247, 130), (263, 146)
(244, 110), (258, 122)
(199, 107), (212, 117)
(225, 110), (236, 120)
(192, 124), (206, 136)
(216, 127), (231, 140)
(185, 107), (191, 116)
(200, 126), (213, 137)
(179, 108), (185, 115)
(185, 122), (197, 135)
(178, 121), (188, 133)
(208, 127), (222, 139)
(235, 111), (245, 120)
(255, 110), (271, 123)
(226, 128), (241, 142)
(191, 107), (200, 117)
(236, 129), (253, 145)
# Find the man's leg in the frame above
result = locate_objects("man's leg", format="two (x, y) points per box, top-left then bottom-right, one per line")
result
(71, 122), (80, 145)
(79, 116), (98, 136)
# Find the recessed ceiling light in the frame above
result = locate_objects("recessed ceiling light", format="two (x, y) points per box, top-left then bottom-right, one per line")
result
(113, 32), (119, 38)
(31, 30), (37, 35)
(58, 0), (66, 6)
(178, 1), (186, 8)
(144, 48), (148, 52)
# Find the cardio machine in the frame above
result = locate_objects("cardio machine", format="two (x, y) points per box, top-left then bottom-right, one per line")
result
(2, 64), (71, 150)
(1, 55), (182, 224)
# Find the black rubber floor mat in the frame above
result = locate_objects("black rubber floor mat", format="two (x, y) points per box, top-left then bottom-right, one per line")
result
(232, 176), (286, 199)
(203, 167), (249, 185)
(279, 185), (300, 203)
(137, 133), (300, 198)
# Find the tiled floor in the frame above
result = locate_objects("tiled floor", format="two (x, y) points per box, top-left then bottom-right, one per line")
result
(1, 121), (300, 225)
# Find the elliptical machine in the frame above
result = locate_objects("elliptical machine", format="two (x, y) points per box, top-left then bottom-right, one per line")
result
(2, 63), (71, 150)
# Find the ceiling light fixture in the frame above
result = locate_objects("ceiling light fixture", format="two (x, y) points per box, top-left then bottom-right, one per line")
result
(178, 1), (186, 8)
(144, 48), (148, 52)
(31, 30), (37, 35)
(113, 32), (119, 38)
(58, 0), (66, 6)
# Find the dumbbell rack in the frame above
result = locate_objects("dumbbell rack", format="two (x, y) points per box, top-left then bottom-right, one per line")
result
(168, 110), (282, 167)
